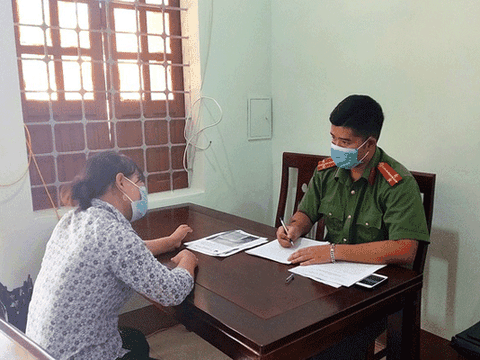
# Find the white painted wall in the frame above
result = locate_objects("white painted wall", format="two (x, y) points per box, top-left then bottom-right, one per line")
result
(271, 0), (480, 339)
(0, 0), (272, 293)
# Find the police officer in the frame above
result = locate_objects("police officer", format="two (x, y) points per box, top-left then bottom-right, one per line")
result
(277, 94), (429, 266)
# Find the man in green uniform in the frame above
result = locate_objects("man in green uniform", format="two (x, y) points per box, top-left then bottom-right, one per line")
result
(276, 94), (430, 359)
(277, 94), (429, 266)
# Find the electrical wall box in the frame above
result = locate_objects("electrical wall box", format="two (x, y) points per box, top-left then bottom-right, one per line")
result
(247, 97), (272, 140)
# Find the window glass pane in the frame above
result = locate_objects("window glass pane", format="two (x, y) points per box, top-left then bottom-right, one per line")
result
(116, 33), (138, 53)
(59, 2), (90, 48)
(165, 13), (171, 53)
(22, 55), (52, 100)
(79, 30), (90, 49)
(17, 0), (46, 25)
(81, 59), (94, 100)
(147, 11), (167, 53)
(149, 61), (173, 100)
(63, 60), (82, 100)
(114, 8), (137, 33)
(19, 26), (44, 46)
(149, 61), (166, 100)
(62, 56), (93, 100)
(118, 61), (141, 100)
(147, 11), (163, 36)
(58, 1), (77, 29)
(77, 3), (90, 30)
(18, 0), (51, 46)
(60, 29), (78, 48)
(49, 60), (57, 100)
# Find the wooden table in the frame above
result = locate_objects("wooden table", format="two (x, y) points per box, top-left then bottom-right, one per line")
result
(133, 203), (423, 360)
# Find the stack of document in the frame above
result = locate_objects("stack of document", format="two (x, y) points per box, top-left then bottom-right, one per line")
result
(246, 238), (385, 288)
(185, 230), (268, 257)
(289, 262), (386, 288)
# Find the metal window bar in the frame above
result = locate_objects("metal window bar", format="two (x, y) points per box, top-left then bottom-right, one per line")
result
(12, 0), (190, 210)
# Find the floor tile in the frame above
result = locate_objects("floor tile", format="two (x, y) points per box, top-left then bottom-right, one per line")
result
(147, 324), (231, 360)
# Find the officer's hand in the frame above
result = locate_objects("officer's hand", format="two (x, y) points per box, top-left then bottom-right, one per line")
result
(276, 225), (299, 248)
(288, 245), (330, 265)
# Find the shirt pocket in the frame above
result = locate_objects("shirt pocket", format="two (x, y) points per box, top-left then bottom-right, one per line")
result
(355, 208), (383, 243)
(318, 203), (344, 238)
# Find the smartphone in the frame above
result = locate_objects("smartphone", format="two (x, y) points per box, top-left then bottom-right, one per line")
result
(356, 273), (388, 288)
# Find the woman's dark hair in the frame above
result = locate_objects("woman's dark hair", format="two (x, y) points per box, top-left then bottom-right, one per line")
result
(330, 95), (384, 140)
(61, 151), (144, 210)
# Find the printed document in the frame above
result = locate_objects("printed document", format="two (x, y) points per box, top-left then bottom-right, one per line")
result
(245, 238), (328, 264)
(289, 262), (386, 288)
(185, 230), (268, 257)
(246, 239), (386, 287)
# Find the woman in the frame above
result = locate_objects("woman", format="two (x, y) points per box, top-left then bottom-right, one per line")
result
(26, 151), (198, 360)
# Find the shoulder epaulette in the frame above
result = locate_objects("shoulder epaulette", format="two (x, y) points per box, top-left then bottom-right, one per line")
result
(317, 158), (336, 171)
(377, 162), (402, 186)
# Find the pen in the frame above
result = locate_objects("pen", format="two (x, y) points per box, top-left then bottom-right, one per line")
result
(285, 273), (294, 284)
(279, 218), (295, 247)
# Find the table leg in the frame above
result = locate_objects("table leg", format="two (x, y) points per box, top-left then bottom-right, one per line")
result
(386, 290), (421, 360)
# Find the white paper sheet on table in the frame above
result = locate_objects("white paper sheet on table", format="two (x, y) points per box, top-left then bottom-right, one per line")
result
(245, 238), (386, 287)
(289, 262), (386, 287)
(245, 238), (328, 264)
(185, 230), (268, 257)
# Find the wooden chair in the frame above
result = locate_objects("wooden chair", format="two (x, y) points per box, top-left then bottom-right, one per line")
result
(0, 301), (7, 322)
(275, 152), (436, 360)
(369, 170), (436, 360)
(0, 275), (34, 332)
(275, 152), (328, 240)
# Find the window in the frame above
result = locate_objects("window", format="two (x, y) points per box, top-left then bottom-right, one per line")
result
(11, 0), (189, 211)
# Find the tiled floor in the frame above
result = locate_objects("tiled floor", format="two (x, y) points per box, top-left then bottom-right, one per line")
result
(146, 323), (467, 360)
(147, 324), (231, 360)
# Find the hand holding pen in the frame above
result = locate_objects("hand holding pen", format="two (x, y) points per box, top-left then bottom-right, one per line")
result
(278, 218), (295, 248)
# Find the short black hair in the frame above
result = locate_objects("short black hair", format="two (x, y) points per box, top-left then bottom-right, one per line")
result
(329, 95), (384, 140)
(61, 151), (144, 210)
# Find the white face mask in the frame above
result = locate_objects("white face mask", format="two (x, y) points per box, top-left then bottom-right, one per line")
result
(122, 177), (148, 222)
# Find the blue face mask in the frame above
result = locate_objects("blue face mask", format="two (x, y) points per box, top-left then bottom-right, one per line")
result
(123, 177), (148, 222)
(330, 138), (370, 169)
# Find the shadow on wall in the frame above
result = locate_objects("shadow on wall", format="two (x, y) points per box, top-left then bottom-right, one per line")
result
(422, 227), (459, 339)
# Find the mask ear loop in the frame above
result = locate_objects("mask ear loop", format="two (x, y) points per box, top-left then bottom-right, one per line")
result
(117, 175), (135, 203)
(357, 137), (372, 164)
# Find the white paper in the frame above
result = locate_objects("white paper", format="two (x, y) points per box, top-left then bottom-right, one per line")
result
(245, 238), (386, 288)
(185, 230), (268, 257)
(245, 238), (329, 264)
(289, 262), (386, 287)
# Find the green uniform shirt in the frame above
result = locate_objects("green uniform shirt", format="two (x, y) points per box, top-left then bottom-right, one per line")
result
(298, 147), (430, 245)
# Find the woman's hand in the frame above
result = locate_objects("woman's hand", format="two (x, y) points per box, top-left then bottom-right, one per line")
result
(169, 224), (193, 249)
(144, 225), (193, 256)
(288, 244), (331, 265)
(171, 249), (198, 277)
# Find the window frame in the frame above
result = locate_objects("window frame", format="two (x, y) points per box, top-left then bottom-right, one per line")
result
(11, 0), (189, 211)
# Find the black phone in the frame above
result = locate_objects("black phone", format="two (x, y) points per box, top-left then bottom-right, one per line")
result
(356, 273), (388, 288)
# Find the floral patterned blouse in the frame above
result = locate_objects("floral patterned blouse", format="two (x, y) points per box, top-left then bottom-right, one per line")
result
(26, 199), (194, 360)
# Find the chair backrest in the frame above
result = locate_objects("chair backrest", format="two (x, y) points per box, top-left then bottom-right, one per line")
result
(0, 275), (34, 332)
(275, 152), (328, 240)
(410, 171), (436, 273)
(275, 152), (436, 273)
(0, 301), (7, 322)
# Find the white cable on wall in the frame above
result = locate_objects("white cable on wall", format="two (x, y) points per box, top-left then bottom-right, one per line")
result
(183, 96), (223, 173)
(182, 0), (223, 178)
